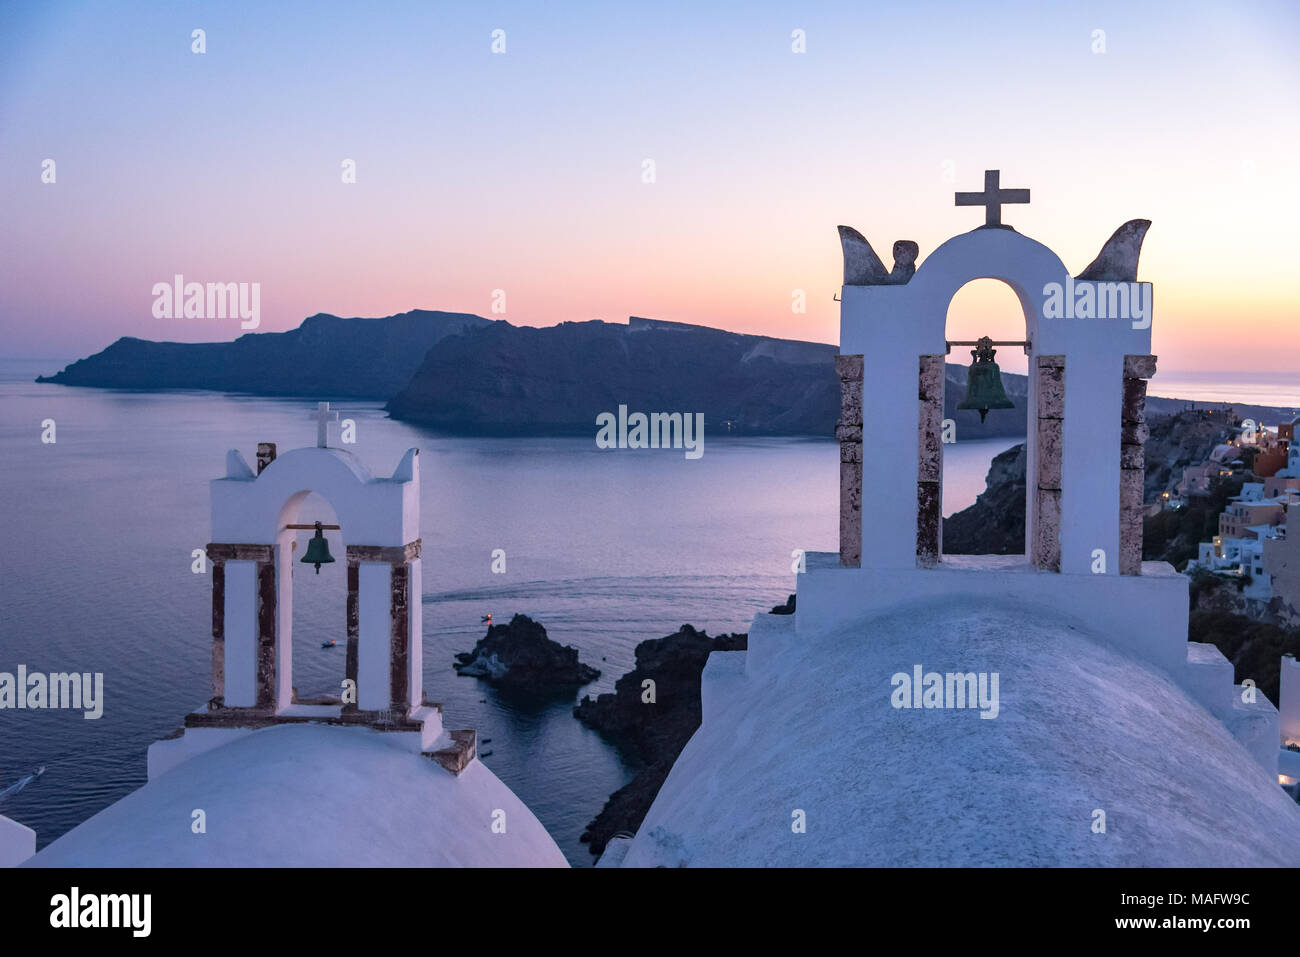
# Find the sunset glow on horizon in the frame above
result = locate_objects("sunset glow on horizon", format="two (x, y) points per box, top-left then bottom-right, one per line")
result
(1, 0), (1297, 374)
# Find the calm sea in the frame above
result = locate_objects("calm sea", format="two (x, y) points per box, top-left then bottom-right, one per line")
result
(0, 358), (1022, 865)
(1149, 372), (1299, 410)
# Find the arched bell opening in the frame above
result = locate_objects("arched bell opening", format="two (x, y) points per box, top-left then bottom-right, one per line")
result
(940, 279), (1029, 558)
(914, 271), (1057, 570)
(276, 490), (348, 712)
(192, 443), (426, 733)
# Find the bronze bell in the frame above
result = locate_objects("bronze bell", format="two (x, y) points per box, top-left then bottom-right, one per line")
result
(300, 521), (335, 574)
(957, 336), (1015, 423)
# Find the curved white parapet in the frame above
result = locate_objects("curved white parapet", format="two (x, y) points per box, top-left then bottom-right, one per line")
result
(795, 553), (1190, 675)
(34, 724), (567, 868)
(619, 598), (1300, 867)
(147, 727), (256, 782)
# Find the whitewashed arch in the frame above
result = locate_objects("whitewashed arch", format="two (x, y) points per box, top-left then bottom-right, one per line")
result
(212, 446), (419, 547)
(204, 445), (422, 718)
(838, 223), (1154, 576)
(894, 227), (1070, 355)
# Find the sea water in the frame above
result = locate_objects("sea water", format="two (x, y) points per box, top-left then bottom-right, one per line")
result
(0, 359), (1016, 864)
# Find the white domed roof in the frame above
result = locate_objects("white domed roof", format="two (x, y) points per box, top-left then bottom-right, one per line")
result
(623, 598), (1300, 867)
(27, 724), (566, 867)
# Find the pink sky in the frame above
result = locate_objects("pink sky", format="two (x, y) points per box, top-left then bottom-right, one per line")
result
(1, 1), (1296, 374)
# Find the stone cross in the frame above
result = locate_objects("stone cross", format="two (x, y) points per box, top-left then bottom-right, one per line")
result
(314, 401), (339, 448)
(955, 169), (1030, 228)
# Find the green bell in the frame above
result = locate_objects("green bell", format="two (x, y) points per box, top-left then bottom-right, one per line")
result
(300, 521), (335, 574)
(957, 336), (1015, 423)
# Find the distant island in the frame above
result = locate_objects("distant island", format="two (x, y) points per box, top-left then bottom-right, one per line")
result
(37, 309), (489, 399)
(37, 310), (1297, 437)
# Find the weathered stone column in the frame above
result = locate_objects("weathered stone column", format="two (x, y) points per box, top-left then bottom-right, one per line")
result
(1033, 357), (1065, 572)
(255, 557), (277, 709)
(917, 355), (944, 566)
(344, 562), (360, 714)
(206, 543), (275, 712)
(346, 540), (422, 719)
(389, 562), (410, 715)
(209, 559), (225, 707)
(256, 442), (277, 474)
(837, 355), (864, 568)
(1121, 354), (1157, 575)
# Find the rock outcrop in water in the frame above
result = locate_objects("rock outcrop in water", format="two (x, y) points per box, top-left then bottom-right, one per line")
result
(573, 623), (748, 856)
(453, 614), (600, 690)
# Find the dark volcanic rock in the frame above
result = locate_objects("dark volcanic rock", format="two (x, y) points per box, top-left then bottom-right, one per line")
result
(573, 624), (747, 856)
(1141, 408), (1239, 503)
(1142, 411), (1253, 568)
(770, 593), (796, 615)
(453, 614), (599, 689)
(387, 316), (1034, 438)
(37, 310), (490, 398)
(1189, 570), (1300, 629)
(943, 443), (1027, 555)
(387, 317), (840, 436)
(936, 409), (1287, 572)
(941, 409), (1247, 560)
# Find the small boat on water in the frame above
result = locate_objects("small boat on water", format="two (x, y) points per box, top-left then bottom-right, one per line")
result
(321, 640), (338, 649)
(0, 767), (43, 801)
(481, 614), (493, 623)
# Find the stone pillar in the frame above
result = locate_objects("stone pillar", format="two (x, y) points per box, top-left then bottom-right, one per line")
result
(837, 355), (864, 568)
(256, 442), (276, 474)
(406, 555), (423, 712)
(206, 543), (275, 713)
(210, 560), (225, 707)
(389, 562), (410, 714)
(1121, 354), (1157, 575)
(1281, 654), (1300, 748)
(344, 563), (360, 714)
(255, 558), (277, 709)
(346, 540), (422, 719)
(1033, 357), (1065, 572)
(917, 355), (944, 566)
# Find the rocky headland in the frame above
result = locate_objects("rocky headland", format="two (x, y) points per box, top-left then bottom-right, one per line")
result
(38, 310), (489, 398)
(942, 444), (1027, 555)
(573, 624), (747, 856)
